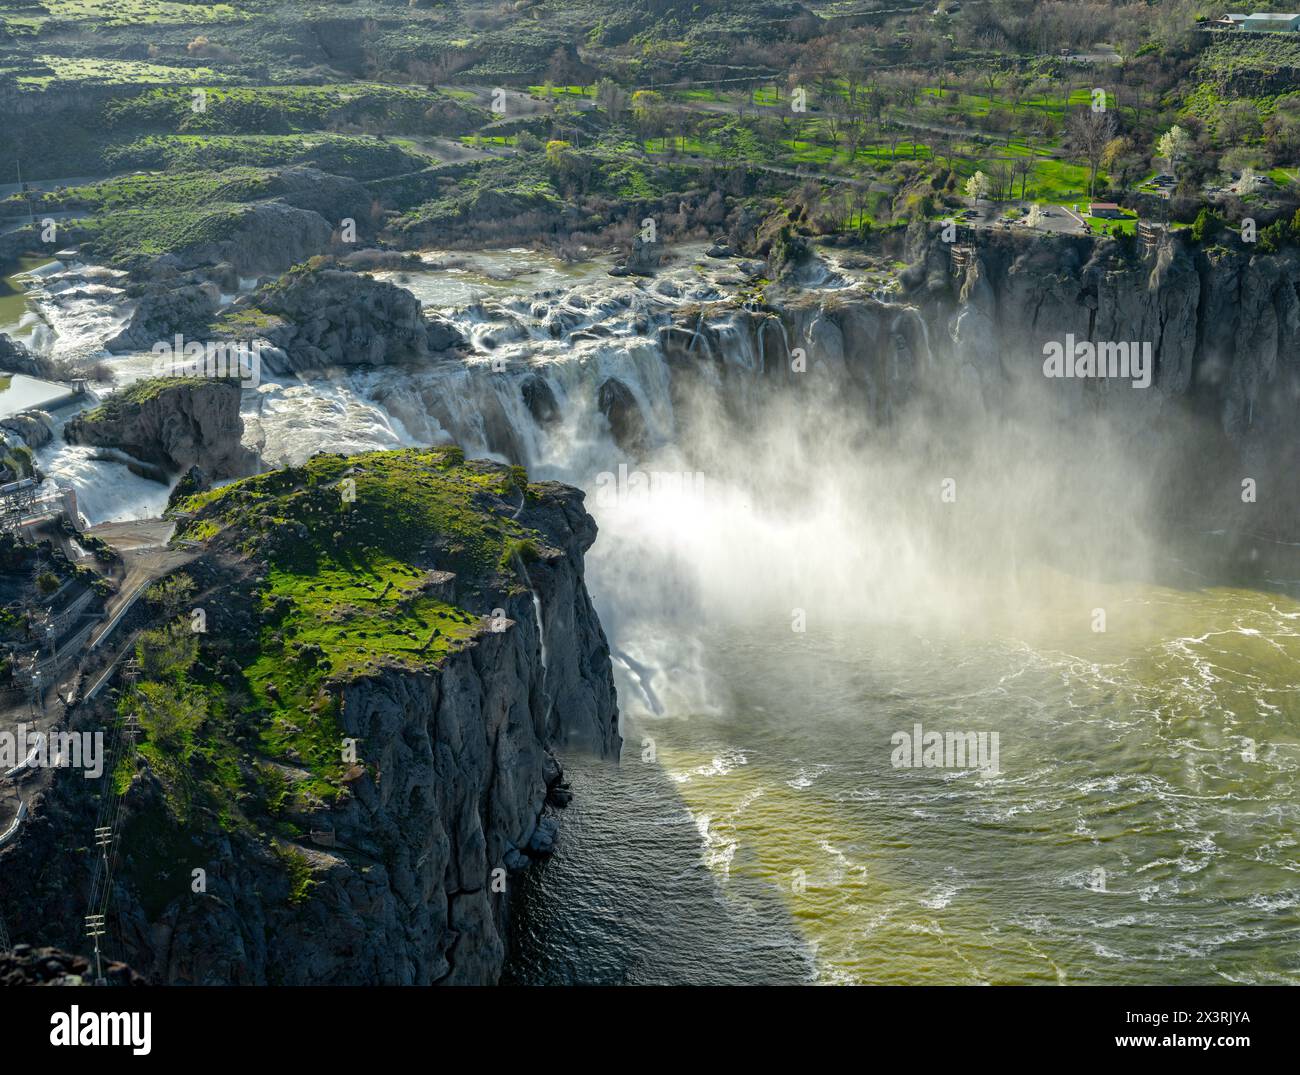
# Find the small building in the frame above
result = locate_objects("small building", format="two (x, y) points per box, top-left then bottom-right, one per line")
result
(1089, 202), (1126, 219)
(1215, 14), (1250, 28)
(1242, 12), (1300, 31)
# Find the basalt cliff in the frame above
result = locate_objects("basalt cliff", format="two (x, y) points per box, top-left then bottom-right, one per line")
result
(0, 447), (620, 985)
(648, 227), (1300, 543)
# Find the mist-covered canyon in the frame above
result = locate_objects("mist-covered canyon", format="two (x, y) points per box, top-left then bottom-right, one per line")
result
(3, 220), (1296, 984)
(1, 0), (1298, 999)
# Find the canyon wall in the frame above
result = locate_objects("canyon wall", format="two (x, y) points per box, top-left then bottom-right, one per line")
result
(0, 463), (620, 986)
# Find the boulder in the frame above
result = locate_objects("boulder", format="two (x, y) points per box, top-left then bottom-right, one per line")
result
(520, 374), (560, 427)
(425, 314), (465, 353)
(1, 410), (54, 449)
(0, 333), (56, 379)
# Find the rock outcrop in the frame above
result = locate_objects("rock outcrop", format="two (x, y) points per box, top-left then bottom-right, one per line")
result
(1, 410), (55, 449)
(520, 374), (560, 427)
(269, 167), (373, 234)
(597, 377), (647, 455)
(180, 202), (335, 277)
(0, 332), (57, 379)
(105, 280), (223, 354)
(0, 448), (619, 986)
(252, 266), (464, 374)
(63, 377), (256, 479)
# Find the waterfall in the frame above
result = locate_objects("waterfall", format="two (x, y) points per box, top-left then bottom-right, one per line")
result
(20, 247), (961, 718)
(510, 492), (548, 675)
(519, 558), (548, 674)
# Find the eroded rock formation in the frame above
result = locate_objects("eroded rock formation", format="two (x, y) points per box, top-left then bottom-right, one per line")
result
(63, 377), (257, 479)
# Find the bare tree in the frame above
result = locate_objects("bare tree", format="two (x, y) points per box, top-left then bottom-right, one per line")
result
(1006, 76), (1025, 115)
(1068, 110), (1118, 198)
(595, 78), (627, 118)
(1012, 156), (1032, 200)
(886, 124), (904, 160)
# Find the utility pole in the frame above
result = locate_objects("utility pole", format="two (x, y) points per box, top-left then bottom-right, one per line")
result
(90, 823), (113, 985)
(84, 913), (106, 985)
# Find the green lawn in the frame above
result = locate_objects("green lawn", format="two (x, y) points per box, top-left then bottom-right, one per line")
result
(529, 84), (594, 97)
(1085, 210), (1139, 236)
(918, 86), (1114, 120)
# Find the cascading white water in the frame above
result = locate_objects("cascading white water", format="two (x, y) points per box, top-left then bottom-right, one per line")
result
(16, 247), (1298, 985)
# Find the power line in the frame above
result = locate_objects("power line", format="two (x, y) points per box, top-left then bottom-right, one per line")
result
(79, 657), (141, 983)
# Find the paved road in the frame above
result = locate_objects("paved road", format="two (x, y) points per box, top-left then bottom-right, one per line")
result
(85, 518), (196, 651)
(2, 733), (44, 780)
(0, 800), (27, 849)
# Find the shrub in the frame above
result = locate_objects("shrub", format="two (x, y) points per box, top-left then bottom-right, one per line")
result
(1190, 208), (1222, 243)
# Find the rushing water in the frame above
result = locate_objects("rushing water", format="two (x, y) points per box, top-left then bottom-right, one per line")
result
(20, 246), (1300, 984)
(505, 571), (1300, 985)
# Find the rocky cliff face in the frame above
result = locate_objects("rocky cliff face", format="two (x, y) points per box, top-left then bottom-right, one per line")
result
(899, 225), (1300, 537)
(0, 449), (619, 986)
(105, 279), (223, 354)
(129, 586), (612, 985)
(900, 226), (1300, 431)
(642, 229), (1298, 540)
(63, 377), (256, 480)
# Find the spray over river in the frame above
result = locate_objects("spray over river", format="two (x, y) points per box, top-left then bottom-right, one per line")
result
(9, 245), (1298, 984)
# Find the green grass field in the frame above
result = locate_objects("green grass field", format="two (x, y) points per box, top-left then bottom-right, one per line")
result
(17, 56), (224, 88)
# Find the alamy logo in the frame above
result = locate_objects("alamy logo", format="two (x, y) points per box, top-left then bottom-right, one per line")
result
(1, 724), (103, 779)
(1042, 334), (1151, 388)
(593, 463), (708, 508)
(49, 1007), (151, 1055)
(891, 723), (1000, 775)
(151, 335), (262, 388)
